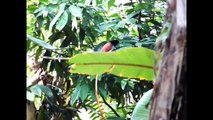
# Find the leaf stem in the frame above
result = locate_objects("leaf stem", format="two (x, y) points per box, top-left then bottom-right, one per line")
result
(101, 95), (120, 117)
(95, 75), (105, 120)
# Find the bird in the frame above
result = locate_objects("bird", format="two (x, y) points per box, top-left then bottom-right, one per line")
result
(101, 40), (119, 52)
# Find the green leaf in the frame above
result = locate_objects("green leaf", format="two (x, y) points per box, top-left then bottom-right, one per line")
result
(106, 31), (112, 41)
(80, 82), (89, 102)
(94, 14), (104, 24)
(109, 13), (121, 19)
(27, 35), (56, 50)
(69, 47), (156, 80)
(71, 84), (81, 105)
(121, 80), (127, 90)
(60, 35), (72, 47)
(127, 80), (135, 89)
(27, 40), (31, 52)
(108, 0), (115, 8)
(98, 83), (107, 98)
(115, 21), (125, 30)
(27, 91), (35, 101)
(36, 16), (44, 29)
(98, 22), (117, 32)
(49, 3), (66, 31)
(56, 11), (68, 31)
(69, 5), (82, 18)
(127, 18), (137, 24)
(35, 46), (43, 61)
(48, 32), (63, 44)
(134, 3), (147, 11)
(30, 85), (42, 97)
(31, 85), (54, 98)
(49, 0), (59, 4)
(127, 11), (140, 19)
(131, 89), (153, 120)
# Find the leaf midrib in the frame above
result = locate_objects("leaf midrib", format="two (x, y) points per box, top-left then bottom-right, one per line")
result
(75, 62), (154, 69)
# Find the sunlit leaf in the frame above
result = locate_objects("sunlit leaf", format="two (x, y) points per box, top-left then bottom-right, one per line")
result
(115, 21), (125, 30)
(121, 80), (127, 90)
(49, 3), (66, 31)
(131, 89), (153, 120)
(30, 85), (54, 98)
(127, 11), (140, 19)
(49, 0), (59, 4)
(98, 22), (117, 32)
(27, 35), (56, 50)
(27, 40), (31, 52)
(134, 3), (147, 11)
(69, 5), (82, 18)
(56, 11), (68, 31)
(30, 85), (42, 97)
(69, 47), (156, 80)
(27, 91), (35, 101)
(108, 0), (115, 8)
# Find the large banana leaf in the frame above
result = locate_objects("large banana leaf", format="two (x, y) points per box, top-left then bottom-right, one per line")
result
(131, 89), (153, 120)
(69, 47), (155, 80)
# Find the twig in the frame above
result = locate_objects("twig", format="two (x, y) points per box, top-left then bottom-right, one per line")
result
(137, 0), (143, 40)
(41, 56), (70, 60)
(100, 95), (120, 117)
(130, 0), (135, 8)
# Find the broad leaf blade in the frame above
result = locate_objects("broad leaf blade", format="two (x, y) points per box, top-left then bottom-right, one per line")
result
(115, 21), (125, 30)
(30, 85), (54, 98)
(27, 91), (35, 101)
(131, 89), (153, 120)
(56, 11), (68, 31)
(49, 3), (66, 31)
(69, 5), (82, 18)
(71, 84), (81, 105)
(108, 0), (115, 8)
(80, 83), (89, 102)
(121, 80), (127, 90)
(69, 47), (155, 80)
(27, 35), (56, 50)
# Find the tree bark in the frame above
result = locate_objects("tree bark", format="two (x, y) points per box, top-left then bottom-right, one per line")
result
(27, 101), (36, 120)
(149, 0), (186, 119)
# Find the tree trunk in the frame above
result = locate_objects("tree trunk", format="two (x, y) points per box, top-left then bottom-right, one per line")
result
(27, 101), (36, 120)
(149, 0), (186, 119)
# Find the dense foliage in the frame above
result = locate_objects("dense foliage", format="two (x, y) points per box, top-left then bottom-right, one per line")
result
(27, 0), (166, 119)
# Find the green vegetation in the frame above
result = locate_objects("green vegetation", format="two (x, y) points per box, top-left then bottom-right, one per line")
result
(27, 0), (167, 119)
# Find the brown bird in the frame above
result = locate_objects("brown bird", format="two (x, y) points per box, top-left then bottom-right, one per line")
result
(101, 40), (119, 52)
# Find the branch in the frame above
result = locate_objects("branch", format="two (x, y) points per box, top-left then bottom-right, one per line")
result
(130, 0), (135, 8)
(41, 56), (70, 60)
